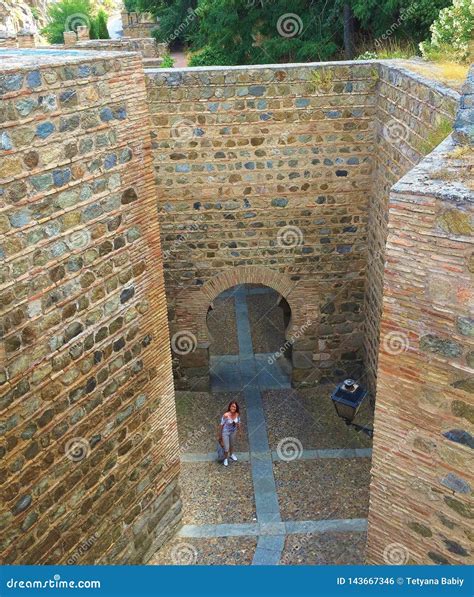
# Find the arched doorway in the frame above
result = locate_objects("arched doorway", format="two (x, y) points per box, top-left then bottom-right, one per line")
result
(206, 283), (292, 391)
(172, 266), (317, 390)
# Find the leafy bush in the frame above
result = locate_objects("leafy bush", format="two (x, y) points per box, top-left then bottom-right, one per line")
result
(42, 0), (109, 44)
(188, 45), (234, 66)
(123, 0), (141, 11)
(160, 53), (175, 67)
(186, 0), (340, 66)
(150, 0), (199, 49)
(420, 0), (474, 62)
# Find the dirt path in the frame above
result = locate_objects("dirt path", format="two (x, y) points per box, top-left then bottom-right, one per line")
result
(171, 51), (188, 68)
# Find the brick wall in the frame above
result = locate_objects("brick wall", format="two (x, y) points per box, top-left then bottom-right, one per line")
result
(363, 64), (459, 397)
(367, 130), (473, 564)
(0, 49), (180, 564)
(146, 63), (379, 388)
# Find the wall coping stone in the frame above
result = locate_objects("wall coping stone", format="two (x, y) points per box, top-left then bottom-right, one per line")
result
(391, 136), (473, 206)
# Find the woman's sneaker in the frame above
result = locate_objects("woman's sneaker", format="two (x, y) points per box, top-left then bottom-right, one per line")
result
(230, 454), (237, 461)
(223, 458), (228, 466)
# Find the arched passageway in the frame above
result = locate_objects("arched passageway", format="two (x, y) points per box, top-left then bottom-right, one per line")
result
(172, 266), (318, 391)
(207, 284), (292, 391)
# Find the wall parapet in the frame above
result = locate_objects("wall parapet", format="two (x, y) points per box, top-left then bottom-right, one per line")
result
(367, 112), (473, 564)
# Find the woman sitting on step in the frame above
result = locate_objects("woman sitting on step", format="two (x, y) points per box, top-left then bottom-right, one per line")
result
(218, 401), (241, 467)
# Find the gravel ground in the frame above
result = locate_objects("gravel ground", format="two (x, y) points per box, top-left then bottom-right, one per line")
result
(180, 461), (257, 526)
(208, 293), (239, 355)
(281, 532), (367, 565)
(274, 458), (371, 521)
(150, 536), (257, 565)
(247, 290), (287, 354)
(262, 386), (373, 450)
(175, 391), (249, 453)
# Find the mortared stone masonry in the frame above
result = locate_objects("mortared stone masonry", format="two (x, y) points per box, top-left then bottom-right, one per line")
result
(0, 49), (472, 564)
(0, 49), (180, 564)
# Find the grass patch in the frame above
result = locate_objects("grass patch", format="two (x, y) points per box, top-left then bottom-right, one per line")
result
(356, 39), (418, 60)
(447, 146), (472, 160)
(310, 69), (334, 93)
(417, 118), (453, 154)
(431, 168), (458, 181)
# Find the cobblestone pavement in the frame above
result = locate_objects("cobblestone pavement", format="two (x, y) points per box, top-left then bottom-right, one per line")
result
(151, 285), (372, 565)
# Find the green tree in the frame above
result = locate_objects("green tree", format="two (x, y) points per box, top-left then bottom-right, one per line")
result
(349, 0), (452, 43)
(133, 0), (457, 65)
(91, 8), (110, 39)
(189, 0), (340, 65)
(42, 0), (110, 44)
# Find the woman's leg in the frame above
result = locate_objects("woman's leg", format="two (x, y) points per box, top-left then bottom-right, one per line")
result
(222, 433), (230, 458)
(229, 430), (237, 459)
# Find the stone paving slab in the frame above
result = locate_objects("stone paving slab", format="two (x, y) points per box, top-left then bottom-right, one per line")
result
(179, 519), (368, 538)
(180, 448), (372, 463)
(252, 535), (286, 565)
(181, 452), (250, 463)
(210, 354), (290, 391)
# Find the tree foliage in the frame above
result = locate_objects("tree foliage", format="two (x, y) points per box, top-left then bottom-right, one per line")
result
(42, 0), (110, 44)
(127, 0), (459, 65)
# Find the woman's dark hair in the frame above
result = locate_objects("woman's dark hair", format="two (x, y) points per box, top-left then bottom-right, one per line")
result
(227, 401), (240, 413)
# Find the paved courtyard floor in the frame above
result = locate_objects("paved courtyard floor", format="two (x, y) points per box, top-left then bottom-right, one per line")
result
(151, 285), (373, 565)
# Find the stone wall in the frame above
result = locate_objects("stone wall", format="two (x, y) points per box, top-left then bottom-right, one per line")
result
(362, 63), (459, 397)
(121, 12), (158, 39)
(75, 39), (168, 61)
(0, 49), (180, 564)
(366, 117), (473, 564)
(146, 63), (379, 389)
(1, 50), (471, 566)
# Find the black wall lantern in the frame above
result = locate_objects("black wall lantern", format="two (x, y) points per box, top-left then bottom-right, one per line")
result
(331, 379), (373, 437)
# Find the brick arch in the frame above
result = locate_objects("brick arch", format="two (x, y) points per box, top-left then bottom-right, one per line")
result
(175, 266), (314, 344)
